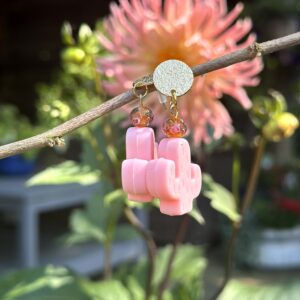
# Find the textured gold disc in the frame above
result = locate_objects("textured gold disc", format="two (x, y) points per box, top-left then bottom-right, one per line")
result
(153, 60), (194, 96)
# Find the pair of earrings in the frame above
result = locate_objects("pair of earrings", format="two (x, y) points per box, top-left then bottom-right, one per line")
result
(122, 60), (202, 216)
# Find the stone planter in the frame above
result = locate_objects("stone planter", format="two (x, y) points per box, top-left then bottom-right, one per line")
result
(238, 225), (300, 269)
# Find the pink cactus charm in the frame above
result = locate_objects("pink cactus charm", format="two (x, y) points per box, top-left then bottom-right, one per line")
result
(122, 127), (157, 202)
(122, 127), (201, 216)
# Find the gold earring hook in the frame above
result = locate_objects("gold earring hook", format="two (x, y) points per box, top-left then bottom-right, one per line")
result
(133, 81), (148, 98)
(169, 89), (179, 119)
(130, 81), (153, 127)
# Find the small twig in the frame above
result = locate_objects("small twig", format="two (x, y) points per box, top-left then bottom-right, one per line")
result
(47, 136), (65, 147)
(157, 214), (190, 300)
(209, 136), (267, 300)
(0, 32), (300, 159)
(124, 206), (156, 300)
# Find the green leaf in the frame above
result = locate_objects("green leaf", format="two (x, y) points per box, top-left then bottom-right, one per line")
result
(153, 245), (206, 288)
(188, 205), (205, 224)
(203, 174), (240, 222)
(63, 232), (92, 246)
(219, 279), (300, 300)
(27, 161), (100, 186)
(119, 244), (206, 297)
(81, 279), (131, 300)
(69, 210), (105, 243)
(0, 266), (89, 300)
(124, 276), (145, 300)
(68, 187), (126, 246)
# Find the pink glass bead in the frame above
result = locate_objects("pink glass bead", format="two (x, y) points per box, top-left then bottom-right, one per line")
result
(122, 127), (201, 216)
(162, 116), (187, 138)
(130, 106), (154, 127)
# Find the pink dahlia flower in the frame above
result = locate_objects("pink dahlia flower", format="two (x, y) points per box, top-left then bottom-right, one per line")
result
(98, 0), (263, 145)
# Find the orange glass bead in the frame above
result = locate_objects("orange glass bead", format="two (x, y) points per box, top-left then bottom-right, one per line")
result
(130, 106), (154, 127)
(162, 116), (187, 138)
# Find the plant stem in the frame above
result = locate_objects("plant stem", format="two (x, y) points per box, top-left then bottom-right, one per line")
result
(103, 241), (112, 279)
(157, 214), (190, 300)
(232, 146), (241, 206)
(209, 136), (266, 300)
(124, 206), (156, 300)
(240, 137), (266, 215)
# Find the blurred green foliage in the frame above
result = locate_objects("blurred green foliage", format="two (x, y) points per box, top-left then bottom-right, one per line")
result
(203, 174), (240, 223)
(65, 188), (138, 246)
(219, 278), (300, 300)
(0, 105), (39, 159)
(254, 198), (300, 229)
(0, 266), (89, 300)
(0, 244), (206, 300)
(36, 22), (108, 131)
(27, 161), (100, 186)
(117, 244), (206, 300)
(252, 164), (300, 229)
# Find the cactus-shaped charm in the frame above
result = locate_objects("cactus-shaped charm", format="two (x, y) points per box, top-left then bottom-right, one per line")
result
(122, 127), (201, 216)
(122, 127), (157, 202)
(148, 138), (201, 215)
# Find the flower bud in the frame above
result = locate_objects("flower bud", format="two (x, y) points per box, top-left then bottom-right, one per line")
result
(262, 112), (299, 142)
(61, 22), (74, 46)
(62, 47), (86, 64)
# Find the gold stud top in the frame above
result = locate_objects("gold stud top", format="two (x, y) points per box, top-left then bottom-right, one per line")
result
(153, 60), (194, 97)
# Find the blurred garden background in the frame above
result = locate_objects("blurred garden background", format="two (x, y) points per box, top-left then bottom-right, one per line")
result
(0, 0), (300, 299)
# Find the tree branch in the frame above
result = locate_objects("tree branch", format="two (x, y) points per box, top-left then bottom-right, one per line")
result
(1, 31), (300, 159)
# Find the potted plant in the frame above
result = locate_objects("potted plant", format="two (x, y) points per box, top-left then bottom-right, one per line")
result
(238, 165), (300, 269)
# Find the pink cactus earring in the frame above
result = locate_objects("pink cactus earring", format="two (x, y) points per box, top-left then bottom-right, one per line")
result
(150, 60), (202, 215)
(122, 82), (157, 202)
(122, 60), (202, 216)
